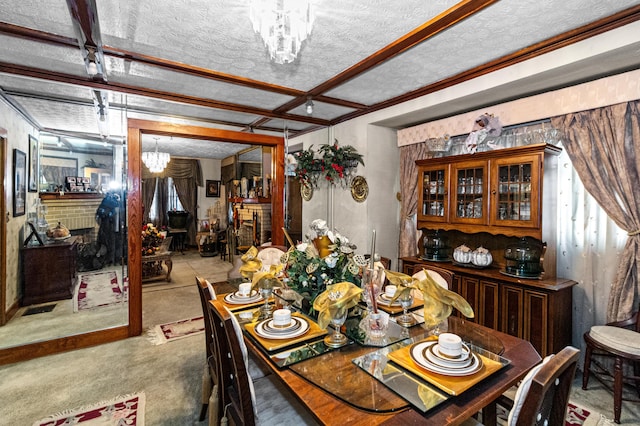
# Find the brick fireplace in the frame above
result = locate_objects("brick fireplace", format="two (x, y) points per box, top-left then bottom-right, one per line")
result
(40, 194), (104, 242)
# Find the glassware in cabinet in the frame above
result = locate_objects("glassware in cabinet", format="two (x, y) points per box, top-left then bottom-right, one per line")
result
(418, 165), (448, 222)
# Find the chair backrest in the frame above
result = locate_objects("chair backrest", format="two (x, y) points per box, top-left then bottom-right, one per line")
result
(411, 265), (454, 289)
(208, 299), (257, 426)
(509, 346), (580, 426)
(256, 246), (286, 268)
(364, 254), (392, 270)
(195, 276), (216, 366)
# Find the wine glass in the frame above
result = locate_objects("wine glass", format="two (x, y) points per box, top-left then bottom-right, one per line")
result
(396, 291), (416, 327)
(324, 307), (348, 348)
(259, 283), (273, 318)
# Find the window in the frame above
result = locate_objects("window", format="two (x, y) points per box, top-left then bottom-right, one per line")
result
(149, 177), (184, 223)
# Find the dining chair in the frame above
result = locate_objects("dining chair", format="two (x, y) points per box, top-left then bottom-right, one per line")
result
(411, 265), (454, 289)
(207, 299), (319, 426)
(364, 254), (392, 271)
(196, 276), (270, 424)
(582, 304), (640, 423)
(463, 345), (580, 426)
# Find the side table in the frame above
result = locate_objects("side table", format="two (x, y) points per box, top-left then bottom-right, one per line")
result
(168, 227), (187, 254)
(142, 252), (173, 282)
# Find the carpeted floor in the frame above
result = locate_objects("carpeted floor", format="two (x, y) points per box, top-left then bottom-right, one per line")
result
(0, 249), (638, 425)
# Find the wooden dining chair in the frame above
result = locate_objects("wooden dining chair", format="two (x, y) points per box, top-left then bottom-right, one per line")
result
(411, 265), (454, 289)
(207, 299), (319, 426)
(463, 346), (580, 426)
(195, 276), (221, 423)
(583, 305), (640, 424)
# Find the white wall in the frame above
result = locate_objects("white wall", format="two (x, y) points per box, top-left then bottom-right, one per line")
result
(198, 157), (224, 226)
(1, 100), (38, 311)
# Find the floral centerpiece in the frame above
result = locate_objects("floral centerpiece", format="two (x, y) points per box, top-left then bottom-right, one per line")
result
(283, 219), (367, 308)
(141, 223), (165, 256)
(287, 139), (364, 188)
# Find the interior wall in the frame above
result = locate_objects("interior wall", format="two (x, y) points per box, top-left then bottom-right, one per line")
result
(0, 99), (38, 313)
(198, 157), (222, 223)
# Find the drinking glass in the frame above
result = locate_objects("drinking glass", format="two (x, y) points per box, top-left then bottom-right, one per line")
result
(396, 291), (416, 327)
(324, 308), (348, 348)
(361, 267), (383, 312)
(259, 284), (273, 317)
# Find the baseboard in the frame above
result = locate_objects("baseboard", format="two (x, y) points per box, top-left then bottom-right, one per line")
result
(2, 299), (20, 325)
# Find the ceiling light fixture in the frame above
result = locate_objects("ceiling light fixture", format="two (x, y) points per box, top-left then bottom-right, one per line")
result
(249, 0), (314, 64)
(84, 45), (102, 77)
(92, 90), (110, 138)
(142, 137), (170, 173)
(305, 97), (314, 115)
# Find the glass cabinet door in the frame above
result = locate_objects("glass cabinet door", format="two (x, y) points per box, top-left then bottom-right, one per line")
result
(451, 161), (487, 224)
(418, 165), (448, 222)
(491, 155), (540, 228)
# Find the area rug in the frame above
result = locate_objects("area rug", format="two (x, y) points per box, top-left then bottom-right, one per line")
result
(32, 392), (145, 426)
(497, 401), (615, 425)
(74, 271), (123, 312)
(147, 316), (205, 345)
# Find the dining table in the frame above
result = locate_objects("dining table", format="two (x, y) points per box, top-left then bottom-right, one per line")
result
(214, 279), (542, 426)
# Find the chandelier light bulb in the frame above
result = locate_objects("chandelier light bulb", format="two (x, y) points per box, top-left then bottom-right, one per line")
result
(306, 97), (314, 115)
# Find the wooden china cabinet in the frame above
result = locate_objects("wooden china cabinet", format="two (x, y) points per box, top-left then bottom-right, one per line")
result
(408, 143), (577, 357)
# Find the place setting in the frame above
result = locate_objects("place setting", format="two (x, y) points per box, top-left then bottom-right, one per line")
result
(222, 282), (264, 308)
(387, 332), (510, 396)
(245, 308), (328, 352)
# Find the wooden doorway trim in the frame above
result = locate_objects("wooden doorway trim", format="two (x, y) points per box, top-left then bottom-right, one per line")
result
(126, 119), (285, 336)
(0, 130), (6, 326)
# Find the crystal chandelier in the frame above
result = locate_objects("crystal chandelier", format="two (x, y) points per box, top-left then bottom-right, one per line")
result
(142, 138), (170, 173)
(249, 0), (314, 64)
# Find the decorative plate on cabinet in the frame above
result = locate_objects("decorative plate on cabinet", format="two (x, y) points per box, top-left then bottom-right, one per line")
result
(351, 176), (368, 202)
(301, 184), (313, 201)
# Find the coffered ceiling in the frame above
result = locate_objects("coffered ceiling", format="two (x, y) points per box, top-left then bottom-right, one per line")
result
(1, 0), (640, 158)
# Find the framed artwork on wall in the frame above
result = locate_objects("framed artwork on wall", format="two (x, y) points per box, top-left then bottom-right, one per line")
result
(28, 135), (38, 192)
(206, 180), (221, 197)
(13, 149), (26, 216)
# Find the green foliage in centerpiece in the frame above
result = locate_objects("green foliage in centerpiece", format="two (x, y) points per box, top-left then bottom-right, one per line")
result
(283, 219), (366, 307)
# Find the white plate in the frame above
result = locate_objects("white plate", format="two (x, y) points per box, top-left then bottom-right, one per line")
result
(429, 343), (472, 364)
(377, 294), (401, 306)
(425, 345), (473, 369)
(410, 342), (483, 376)
(224, 291), (263, 305)
(255, 317), (309, 340)
(233, 290), (258, 300)
(261, 317), (303, 334)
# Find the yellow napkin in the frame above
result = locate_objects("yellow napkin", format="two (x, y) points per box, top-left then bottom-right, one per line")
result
(250, 264), (284, 291)
(312, 282), (363, 329)
(385, 269), (474, 327)
(239, 246), (262, 280)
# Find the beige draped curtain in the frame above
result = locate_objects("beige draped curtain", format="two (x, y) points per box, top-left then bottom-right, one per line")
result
(398, 143), (436, 258)
(551, 100), (640, 322)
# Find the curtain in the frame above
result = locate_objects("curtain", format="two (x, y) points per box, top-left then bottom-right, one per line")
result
(398, 143), (436, 258)
(157, 178), (168, 228)
(551, 100), (640, 322)
(142, 178), (157, 224)
(142, 158), (203, 185)
(554, 148), (627, 353)
(173, 177), (197, 245)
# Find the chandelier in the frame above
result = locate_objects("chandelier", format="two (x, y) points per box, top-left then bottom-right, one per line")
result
(142, 138), (170, 173)
(249, 0), (314, 64)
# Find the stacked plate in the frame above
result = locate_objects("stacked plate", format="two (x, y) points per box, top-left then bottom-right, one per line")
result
(255, 316), (309, 340)
(223, 290), (263, 305)
(377, 294), (401, 306)
(410, 341), (483, 376)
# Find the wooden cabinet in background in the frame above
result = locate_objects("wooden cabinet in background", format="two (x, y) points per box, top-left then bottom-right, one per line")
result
(416, 143), (561, 240)
(21, 238), (78, 306)
(402, 256), (576, 357)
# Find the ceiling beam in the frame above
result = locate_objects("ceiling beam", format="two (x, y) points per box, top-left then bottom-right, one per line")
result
(331, 3), (640, 127)
(272, 0), (498, 114)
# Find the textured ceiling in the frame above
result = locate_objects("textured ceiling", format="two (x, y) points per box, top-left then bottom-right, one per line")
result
(1, 0), (640, 159)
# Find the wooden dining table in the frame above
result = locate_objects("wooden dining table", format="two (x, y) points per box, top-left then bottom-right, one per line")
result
(215, 280), (542, 426)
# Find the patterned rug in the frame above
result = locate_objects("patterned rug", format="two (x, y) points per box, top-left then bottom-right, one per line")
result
(32, 392), (145, 426)
(497, 401), (614, 425)
(147, 316), (205, 345)
(74, 271), (124, 312)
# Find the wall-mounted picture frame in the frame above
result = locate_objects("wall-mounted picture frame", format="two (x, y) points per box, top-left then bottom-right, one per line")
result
(40, 156), (78, 191)
(13, 149), (26, 217)
(206, 180), (221, 197)
(28, 135), (38, 192)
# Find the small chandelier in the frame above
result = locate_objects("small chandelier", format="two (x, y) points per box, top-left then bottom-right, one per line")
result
(249, 0), (314, 64)
(142, 138), (170, 173)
